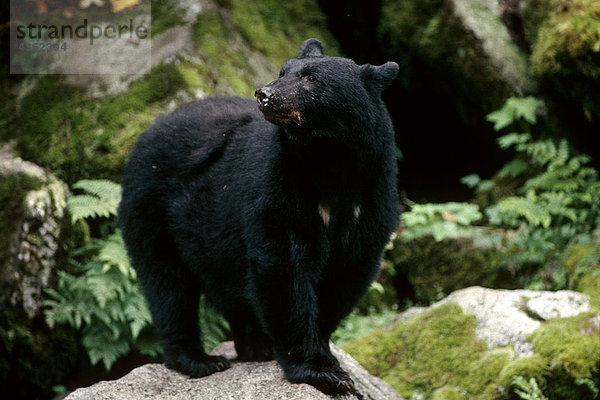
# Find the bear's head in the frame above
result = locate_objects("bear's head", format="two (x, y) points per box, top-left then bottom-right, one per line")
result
(255, 38), (398, 136)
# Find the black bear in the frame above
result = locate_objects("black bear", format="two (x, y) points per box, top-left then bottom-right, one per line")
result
(118, 38), (399, 395)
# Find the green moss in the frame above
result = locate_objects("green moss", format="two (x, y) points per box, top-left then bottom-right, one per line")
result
(178, 63), (211, 95)
(343, 303), (501, 398)
(432, 386), (468, 400)
(466, 348), (513, 394)
(525, 0), (600, 119)
(498, 355), (549, 389)
(530, 314), (600, 380)
(578, 274), (600, 310)
(344, 297), (600, 399)
(3, 63), (184, 185)
(150, 0), (186, 36)
(226, 0), (340, 66)
(191, 9), (262, 97)
(562, 242), (600, 309)
(386, 234), (505, 303)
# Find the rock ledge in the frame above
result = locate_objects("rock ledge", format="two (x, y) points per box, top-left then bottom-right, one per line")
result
(65, 342), (404, 400)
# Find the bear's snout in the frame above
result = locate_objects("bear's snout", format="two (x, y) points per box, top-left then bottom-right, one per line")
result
(255, 86), (273, 107)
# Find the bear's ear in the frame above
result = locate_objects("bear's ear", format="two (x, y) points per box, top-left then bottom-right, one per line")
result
(360, 62), (399, 91)
(297, 38), (324, 59)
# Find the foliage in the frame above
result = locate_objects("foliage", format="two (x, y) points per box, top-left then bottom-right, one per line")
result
(512, 376), (547, 400)
(400, 201), (482, 242)
(44, 180), (157, 370)
(67, 180), (122, 225)
(482, 98), (600, 290)
(44, 179), (229, 370)
(485, 96), (539, 131)
(390, 95), (600, 299)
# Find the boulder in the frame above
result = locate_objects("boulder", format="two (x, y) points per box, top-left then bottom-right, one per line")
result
(344, 287), (599, 399)
(0, 148), (81, 398)
(64, 341), (405, 400)
(386, 231), (508, 304)
(422, 286), (591, 357)
(378, 0), (533, 116)
(0, 148), (71, 320)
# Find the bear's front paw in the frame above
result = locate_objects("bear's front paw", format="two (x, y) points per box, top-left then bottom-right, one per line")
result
(165, 352), (231, 378)
(284, 354), (355, 396)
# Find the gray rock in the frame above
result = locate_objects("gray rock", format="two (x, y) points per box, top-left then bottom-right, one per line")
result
(64, 342), (405, 400)
(397, 286), (590, 357)
(0, 148), (71, 319)
(450, 0), (532, 95)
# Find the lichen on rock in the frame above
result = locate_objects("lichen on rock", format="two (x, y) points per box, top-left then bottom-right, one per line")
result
(0, 149), (71, 319)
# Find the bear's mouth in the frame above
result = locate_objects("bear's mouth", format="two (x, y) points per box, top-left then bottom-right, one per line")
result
(258, 104), (303, 126)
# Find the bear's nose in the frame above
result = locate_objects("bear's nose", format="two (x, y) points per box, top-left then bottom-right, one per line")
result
(255, 86), (272, 107)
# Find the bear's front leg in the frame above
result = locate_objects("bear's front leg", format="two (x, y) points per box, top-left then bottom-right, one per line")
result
(246, 237), (355, 396)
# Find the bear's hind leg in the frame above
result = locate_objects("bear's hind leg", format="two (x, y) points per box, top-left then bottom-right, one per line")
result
(134, 249), (230, 377)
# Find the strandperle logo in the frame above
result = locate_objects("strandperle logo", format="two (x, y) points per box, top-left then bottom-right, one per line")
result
(10, 0), (151, 75)
(15, 19), (149, 45)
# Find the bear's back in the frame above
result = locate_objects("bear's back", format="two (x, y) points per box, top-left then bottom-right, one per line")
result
(122, 96), (272, 187)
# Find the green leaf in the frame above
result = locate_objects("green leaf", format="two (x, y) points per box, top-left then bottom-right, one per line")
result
(461, 174), (481, 189)
(485, 97), (540, 131)
(498, 159), (529, 178)
(497, 133), (531, 150)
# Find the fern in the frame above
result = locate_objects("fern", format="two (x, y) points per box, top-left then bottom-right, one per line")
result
(401, 201), (482, 242)
(486, 97), (540, 131)
(46, 179), (229, 371)
(479, 97), (600, 289)
(67, 179), (121, 223)
(498, 159), (529, 179)
(512, 376), (548, 400)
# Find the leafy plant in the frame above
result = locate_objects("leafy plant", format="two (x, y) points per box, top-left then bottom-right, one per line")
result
(485, 96), (539, 131)
(396, 97), (600, 292)
(512, 376), (548, 400)
(482, 98), (600, 289)
(399, 201), (482, 242)
(44, 179), (229, 370)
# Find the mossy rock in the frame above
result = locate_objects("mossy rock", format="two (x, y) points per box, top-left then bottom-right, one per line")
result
(561, 241), (600, 309)
(0, 152), (83, 398)
(377, 0), (531, 122)
(524, 0), (600, 120)
(343, 289), (599, 399)
(2, 64), (184, 185)
(386, 232), (508, 304)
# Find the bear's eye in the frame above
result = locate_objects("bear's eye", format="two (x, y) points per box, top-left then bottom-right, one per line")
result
(279, 70), (286, 78)
(304, 74), (318, 84)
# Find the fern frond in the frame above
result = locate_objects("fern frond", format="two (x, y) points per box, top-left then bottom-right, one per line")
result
(98, 232), (134, 278)
(497, 133), (531, 150)
(497, 196), (552, 227)
(72, 179), (122, 203)
(68, 195), (118, 222)
(68, 179), (122, 223)
(498, 159), (529, 179)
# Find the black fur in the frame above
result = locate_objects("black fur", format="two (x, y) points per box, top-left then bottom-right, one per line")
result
(118, 38), (400, 395)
